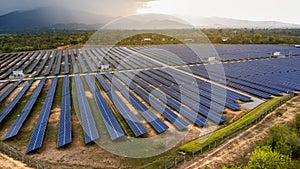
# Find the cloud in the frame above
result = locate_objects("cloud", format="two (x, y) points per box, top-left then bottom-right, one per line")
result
(0, 0), (157, 16)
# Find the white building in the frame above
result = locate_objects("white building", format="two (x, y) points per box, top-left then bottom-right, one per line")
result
(9, 70), (24, 79)
(100, 65), (111, 71)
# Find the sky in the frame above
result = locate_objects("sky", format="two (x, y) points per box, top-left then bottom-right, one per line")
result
(0, 0), (299, 25)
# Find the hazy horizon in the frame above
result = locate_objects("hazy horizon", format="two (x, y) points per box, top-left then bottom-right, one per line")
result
(0, 0), (299, 25)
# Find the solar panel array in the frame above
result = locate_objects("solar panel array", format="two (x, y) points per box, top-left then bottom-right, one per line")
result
(3, 79), (46, 140)
(0, 80), (34, 124)
(0, 81), (21, 102)
(136, 44), (300, 63)
(0, 45), (299, 153)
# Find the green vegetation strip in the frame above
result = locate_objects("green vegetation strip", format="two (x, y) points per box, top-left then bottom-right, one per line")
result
(179, 95), (293, 154)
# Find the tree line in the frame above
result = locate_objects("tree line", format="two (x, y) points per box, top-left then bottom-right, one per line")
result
(1, 29), (300, 53)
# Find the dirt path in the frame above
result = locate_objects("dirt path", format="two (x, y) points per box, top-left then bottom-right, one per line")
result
(179, 96), (300, 169)
(0, 152), (33, 169)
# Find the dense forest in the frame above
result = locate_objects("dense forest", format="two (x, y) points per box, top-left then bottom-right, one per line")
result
(0, 29), (300, 53)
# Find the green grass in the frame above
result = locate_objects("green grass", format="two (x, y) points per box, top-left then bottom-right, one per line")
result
(178, 95), (292, 154)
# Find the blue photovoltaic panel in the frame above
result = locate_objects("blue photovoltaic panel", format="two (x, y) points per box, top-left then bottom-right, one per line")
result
(3, 79), (46, 140)
(0, 81), (21, 102)
(74, 75), (99, 144)
(0, 53), (23, 75)
(123, 71), (207, 126)
(34, 51), (51, 77)
(86, 49), (101, 68)
(0, 53), (14, 66)
(0, 80), (34, 124)
(0, 52), (34, 80)
(22, 51), (40, 71)
(76, 49), (88, 73)
(0, 53), (27, 79)
(26, 50), (46, 74)
(70, 49), (79, 74)
(81, 49), (97, 72)
(26, 77), (58, 153)
(57, 76), (72, 147)
(64, 49), (69, 74)
(85, 75), (124, 140)
(113, 72), (189, 130)
(44, 50), (57, 76)
(0, 81), (10, 90)
(95, 73), (147, 136)
(91, 48), (108, 65)
(54, 50), (63, 75)
(103, 73), (169, 133)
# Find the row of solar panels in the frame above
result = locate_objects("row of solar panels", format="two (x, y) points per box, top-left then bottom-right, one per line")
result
(0, 48), (157, 80)
(135, 44), (300, 64)
(179, 56), (300, 99)
(0, 47), (165, 80)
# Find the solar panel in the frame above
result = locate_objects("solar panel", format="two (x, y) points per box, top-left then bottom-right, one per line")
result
(34, 51), (52, 77)
(64, 49), (69, 74)
(54, 50), (62, 75)
(74, 75), (99, 143)
(81, 49), (97, 72)
(113, 72), (189, 130)
(0, 81), (21, 102)
(3, 79), (45, 140)
(85, 74), (125, 140)
(0, 80), (34, 124)
(26, 77), (58, 153)
(44, 50), (57, 76)
(22, 51), (40, 71)
(70, 49), (79, 74)
(0, 81), (10, 90)
(26, 50), (46, 74)
(75, 49), (88, 73)
(57, 76), (72, 147)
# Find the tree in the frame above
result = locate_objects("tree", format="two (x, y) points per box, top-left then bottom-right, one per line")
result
(254, 33), (262, 43)
(295, 114), (300, 134)
(245, 145), (294, 169)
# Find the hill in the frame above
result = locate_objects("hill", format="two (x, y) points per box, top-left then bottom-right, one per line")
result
(195, 17), (300, 29)
(0, 7), (112, 31)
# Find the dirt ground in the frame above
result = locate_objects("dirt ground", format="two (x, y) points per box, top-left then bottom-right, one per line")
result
(179, 96), (300, 169)
(0, 152), (33, 169)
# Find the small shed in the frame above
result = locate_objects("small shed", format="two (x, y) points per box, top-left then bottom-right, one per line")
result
(9, 70), (24, 79)
(100, 65), (111, 71)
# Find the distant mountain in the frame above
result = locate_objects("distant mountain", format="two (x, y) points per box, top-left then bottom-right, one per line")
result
(1, 7), (300, 32)
(195, 17), (300, 29)
(102, 14), (193, 30)
(0, 8), (192, 31)
(0, 7), (113, 31)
